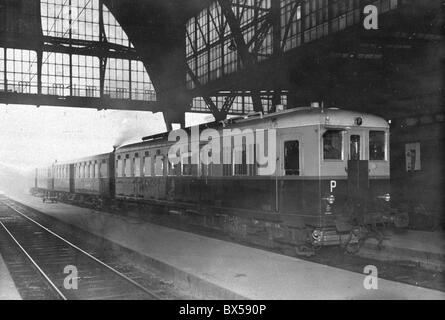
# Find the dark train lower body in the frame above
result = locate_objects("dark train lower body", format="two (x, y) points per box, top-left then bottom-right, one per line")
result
(35, 158), (398, 254)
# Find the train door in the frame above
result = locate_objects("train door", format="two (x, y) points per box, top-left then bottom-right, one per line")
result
(278, 131), (302, 213)
(347, 131), (369, 215)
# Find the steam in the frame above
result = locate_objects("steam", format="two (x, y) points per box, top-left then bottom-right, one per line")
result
(113, 118), (156, 148)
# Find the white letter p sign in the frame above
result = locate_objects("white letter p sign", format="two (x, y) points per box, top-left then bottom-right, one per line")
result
(330, 180), (337, 193)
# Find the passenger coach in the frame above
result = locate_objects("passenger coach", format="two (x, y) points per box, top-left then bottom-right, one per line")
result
(114, 107), (392, 247)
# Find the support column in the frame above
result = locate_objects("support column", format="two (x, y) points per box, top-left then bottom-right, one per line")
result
(37, 49), (42, 95)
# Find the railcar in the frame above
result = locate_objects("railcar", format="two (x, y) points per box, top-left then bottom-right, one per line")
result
(114, 107), (395, 252)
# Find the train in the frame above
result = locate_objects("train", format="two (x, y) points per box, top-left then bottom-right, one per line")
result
(34, 106), (408, 255)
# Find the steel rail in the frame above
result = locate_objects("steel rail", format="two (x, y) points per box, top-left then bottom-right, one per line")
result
(0, 198), (162, 300)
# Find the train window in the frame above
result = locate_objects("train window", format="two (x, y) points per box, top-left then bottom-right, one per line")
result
(349, 135), (361, 160)
(116, 159), (123, 178)
(233, 142), (255, 176)
(182, 152), (192, 176)
(94, 162), (99, 178)
(143, 154), (151, 176)
(133, 155), (141, 177)
(168, 160), (175, 176)
(170, 149), (181, 176)
(323, 130), (343, 160)
(154, 155), (164, 176)
(369, 131), (386, 161)
(234, 144), (247, 176)
(124, 158), (131, 177)
(284, 140), (300, 176)
(100, 162), (108, 178)
(223, 146), (232, 176)
(90, 163), (95, 178)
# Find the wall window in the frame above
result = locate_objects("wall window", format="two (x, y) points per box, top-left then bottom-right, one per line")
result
(405, 142), (421, 172)
(323, 130), (343, 160)
(41, 52), (70, 96)
(105, 58), (130, 99)
(103, 4), (129, 47)
(6, 49), (38, 94)
(284, 140), (300, 175)
(281, 1), (302, 51)
(72, 55), (100, 97)
(130, 61), (156, 101)
(369, 131), (386, 161)
(40, 1), (155, 101)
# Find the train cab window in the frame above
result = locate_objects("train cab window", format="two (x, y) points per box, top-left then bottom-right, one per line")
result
(284, 140), (300, 176)
(349, 135), (361, 160)
(369, 131), (386, 161)
(133, 154), (141, 177)
(143, 152), (151, 177)
(323, 130), (343, 160)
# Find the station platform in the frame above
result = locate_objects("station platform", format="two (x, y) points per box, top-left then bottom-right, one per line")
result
(0, 253), (21, 300)
(360, 229), (445, 272)
(7, 193), (445, 300)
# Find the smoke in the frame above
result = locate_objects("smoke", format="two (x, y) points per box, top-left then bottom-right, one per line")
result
(0, 162), (32, 195)
(113, 115), (165, 148)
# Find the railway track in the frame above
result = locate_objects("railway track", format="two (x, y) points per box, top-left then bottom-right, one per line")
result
(0, 196), (162, 300)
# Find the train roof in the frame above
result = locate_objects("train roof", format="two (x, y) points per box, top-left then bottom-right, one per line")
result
(52, 152), (112, 166)
(118, 107), (389, 152)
